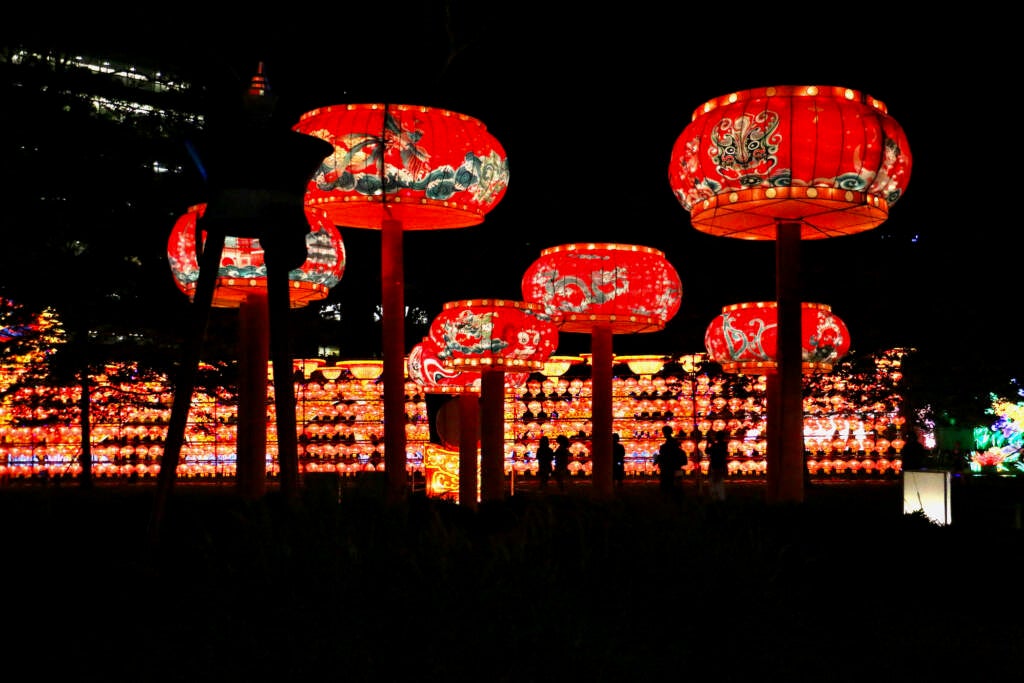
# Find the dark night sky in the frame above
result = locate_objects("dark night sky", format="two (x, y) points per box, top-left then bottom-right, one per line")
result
(8, 5), (1019, 378)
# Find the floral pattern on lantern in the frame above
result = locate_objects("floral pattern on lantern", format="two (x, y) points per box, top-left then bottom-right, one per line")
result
(668, 85), (912, 240)
(429, 300), (559, 371)
(168, 204), (345, 307)
(293, 104), (509, 230)
(521, 244), (682, 334)
(704, 302), (850, 373)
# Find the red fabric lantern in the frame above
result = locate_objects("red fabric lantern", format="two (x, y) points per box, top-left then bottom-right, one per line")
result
(168, 204), (344, 308)
(668, 85), (912, 239)
(294, 103), (509, 502)
(522, 243), (681, 498)
(408, 337), (482, 394)
(429, 300), (559, 372)
(670, 85), (910, 505)
(427, 300), (556, 505)
(521, 243), (682, 333)
(704, 302), (850, 373)
(293, 104), (509, 230)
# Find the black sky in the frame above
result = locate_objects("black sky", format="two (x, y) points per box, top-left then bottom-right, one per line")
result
(8, 4), (1018, 378)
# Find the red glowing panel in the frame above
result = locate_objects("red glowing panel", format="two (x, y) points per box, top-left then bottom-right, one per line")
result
(428, 300), (559, 372)
(293, 104), (509, 230)
(168, 204), (345, 308)
(704, 302), (850, 373)
(521, 244), (682, 334)
(669, 86), (912, 240)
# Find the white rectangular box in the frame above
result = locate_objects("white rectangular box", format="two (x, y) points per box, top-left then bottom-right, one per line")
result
(903, 470), (951, 525)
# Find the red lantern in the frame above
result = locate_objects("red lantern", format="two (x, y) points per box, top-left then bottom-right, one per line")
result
(429, 300), (559, 373)
(427, 300), (557, 505)
(522, 243), (681, 498)
(670, 86), (911, 504)
(295, 104), (509, 500)
(704, 302), (850, 373)
(408, 337), (481, 394)
(168, 204), (344, 307)
(294, 104), (509, 229)
(522, 243), (682, 333)
(669, 85), (912, 240)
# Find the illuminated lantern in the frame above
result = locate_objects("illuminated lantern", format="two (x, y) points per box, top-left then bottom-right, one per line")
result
(295, 103), (508, 501)
(430, 300), (558, 502)
(168, 204), (344, 307)
(166, 202), (345, 499)
(704, 302), (850, 373)
(670, 85), (910, 504)
(523, 243), (681, 499)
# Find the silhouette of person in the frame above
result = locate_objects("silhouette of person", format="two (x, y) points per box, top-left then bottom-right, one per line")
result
(535, 435), (554, 491)
(708, 430), (728, 501)
(553, 434), (571, 492)
(655, 425), (682, 496)
(612, 432), (626, 489)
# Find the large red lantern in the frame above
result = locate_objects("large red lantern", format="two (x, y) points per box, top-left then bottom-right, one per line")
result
(429, 300), (558, 502)
(704, 302), (850, 374)
(522, 243), (681, 497)
(522, 243), (682, 333)
(168, 204), (345, 307)
(669, 85), (910, 504)
(295, 103), (509, 502)
(669, 85), (911, 240)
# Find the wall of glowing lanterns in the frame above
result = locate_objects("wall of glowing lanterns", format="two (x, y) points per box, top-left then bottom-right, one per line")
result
(0, 351), (909, 481)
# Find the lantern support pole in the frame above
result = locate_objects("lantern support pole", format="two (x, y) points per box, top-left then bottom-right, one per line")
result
(479, 370), (506, 503)
(768, 220), (805, 503)
(590, 324), (614, 498)
(237, 294), (269, 500)
(382, 217), (408, 503)
(458, 391), (480, 510)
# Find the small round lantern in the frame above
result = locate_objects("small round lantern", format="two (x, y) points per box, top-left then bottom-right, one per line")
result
(704, 302), (850, 373)
(429, 300), (558, 504)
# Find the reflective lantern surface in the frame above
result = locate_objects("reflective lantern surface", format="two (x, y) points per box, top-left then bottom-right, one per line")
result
(521, 244), (682, 334)
(293, 104), (510, 230)
(704, 302), (850, 373)
(168, 204), (345, 307)
(428, 300), (559, 372)
(669, 85), (912, 240)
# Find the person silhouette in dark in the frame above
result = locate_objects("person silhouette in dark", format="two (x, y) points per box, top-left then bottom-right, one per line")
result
(535, 435), (554, 491)
(655, 425), (683, 496)
(612, 432), (626, 489)
(553, 434), (572, 492)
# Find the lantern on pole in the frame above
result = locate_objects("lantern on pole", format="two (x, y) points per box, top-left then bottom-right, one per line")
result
(294, 103), (509, 503)
(522, 243), (681, 498)
(166, 203), (344, 498)
(428, 299), (558, 502)
(669, 85), (910, 503)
